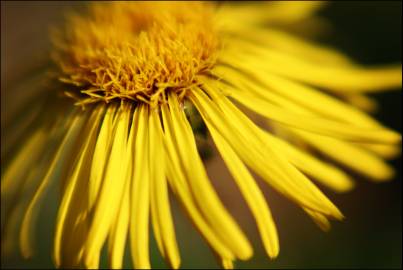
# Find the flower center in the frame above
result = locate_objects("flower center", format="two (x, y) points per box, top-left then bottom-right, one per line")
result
(53, 2), (219, 107)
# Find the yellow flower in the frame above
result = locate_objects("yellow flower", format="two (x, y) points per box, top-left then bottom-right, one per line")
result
(1, 1), (401, 269)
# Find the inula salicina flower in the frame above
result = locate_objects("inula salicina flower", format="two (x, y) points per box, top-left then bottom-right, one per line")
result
(1, 1), (402, 269)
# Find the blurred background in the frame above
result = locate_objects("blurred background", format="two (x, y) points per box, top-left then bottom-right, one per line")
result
(1, 1), (401, 269)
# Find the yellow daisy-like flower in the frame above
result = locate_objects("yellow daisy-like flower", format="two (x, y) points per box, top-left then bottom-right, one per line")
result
(1, 1), (401, 269)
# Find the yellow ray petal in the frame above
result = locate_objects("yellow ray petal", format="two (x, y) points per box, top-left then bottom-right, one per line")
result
(209, 126), (279, 258)
(53, 106), (104, 267)
(292, 129), (396, 181)
(212, 65), (309, 114)
(163, 94), (253, 260)
(20, 112), (87, 258)
(130, 105), (151, 269)
(213, 66), (383, 128)
(354, 142), (401, 159)
(216, 78), (399, 144)
(149, 107), (181, 269)
(108, 172), (130, 269)
(218, 1), (325, 28)
(224, 28), (353, 67)
(86, 252), (100, 270)
(211, 69), (400, 162)
(221, 258), (234, 270)
(189, 86), (342, 219)
(150, 192), (164, 259)
(83, 105), (131, 267)
(2, 114), (70, 258)
(342, 93), (378, 113)
(162, 109), (234, 260)
(220, 44), (402, 92)
(1, 157), (49, 258)
(149, 111), (165, 261)
(2, 128), (48, 199)
(107, 106), (136, 270)
(88, 105), (118, 212)
(262, 131), (355, 193)
(165, 159), (235, 261)
(263, 1), (325, 23)
(304, 208), (331, 232)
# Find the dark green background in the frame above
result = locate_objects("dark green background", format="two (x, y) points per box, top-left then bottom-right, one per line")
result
(1, 1), (401, 269)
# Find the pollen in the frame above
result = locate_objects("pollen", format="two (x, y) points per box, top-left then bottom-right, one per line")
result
(52, 2), (219, 107)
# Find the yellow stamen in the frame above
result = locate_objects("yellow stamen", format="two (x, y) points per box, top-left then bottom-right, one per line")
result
(53, 2), (219, 107)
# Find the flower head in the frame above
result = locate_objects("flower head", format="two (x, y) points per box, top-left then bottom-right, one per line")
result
(1, 1), (401, 269)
